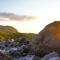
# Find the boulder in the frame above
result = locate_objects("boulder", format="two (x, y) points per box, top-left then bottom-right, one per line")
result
(40, 52), (59, 60)
(49, 57), (60, 60)
(30, 21), (60, 56)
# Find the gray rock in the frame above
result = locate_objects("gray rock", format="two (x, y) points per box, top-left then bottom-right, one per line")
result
(16, 55), (40, 60)
(49, 57), (60, 60)
(41, 52), (59, 60)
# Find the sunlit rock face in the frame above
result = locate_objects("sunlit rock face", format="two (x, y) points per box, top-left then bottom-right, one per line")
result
(30, 21), (60, 56)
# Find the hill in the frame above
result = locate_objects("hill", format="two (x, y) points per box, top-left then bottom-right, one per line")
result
(0, 25), (18, 33)
(0, 25), (18, 41)
(0, 25), (37, 41)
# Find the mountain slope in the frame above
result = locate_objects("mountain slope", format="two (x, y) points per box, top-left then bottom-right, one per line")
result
(0, 25), (18, 33)
(0, 25), (17, 33)
(0, 25), (18, 41)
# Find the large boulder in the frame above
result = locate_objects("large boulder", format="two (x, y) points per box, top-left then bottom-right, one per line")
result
(40, 52), (59, 60)
(30, 21), (60, 56)
(49, 57), (60, 60)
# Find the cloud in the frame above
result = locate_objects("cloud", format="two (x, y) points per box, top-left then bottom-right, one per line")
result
(0, 12), (36, 21)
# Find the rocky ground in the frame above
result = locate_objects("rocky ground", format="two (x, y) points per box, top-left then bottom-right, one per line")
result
(1, 21), (60, 60)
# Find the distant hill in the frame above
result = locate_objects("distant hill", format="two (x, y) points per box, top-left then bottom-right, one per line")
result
(0, 25), (37, 41)
(0, 25), (18, 33)
(0, 25), (18, 41)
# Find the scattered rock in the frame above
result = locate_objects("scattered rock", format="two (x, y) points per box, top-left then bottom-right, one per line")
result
(16, 55), (40, 60)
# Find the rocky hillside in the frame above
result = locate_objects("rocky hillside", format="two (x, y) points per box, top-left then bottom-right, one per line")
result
(31, 21), (60, 56)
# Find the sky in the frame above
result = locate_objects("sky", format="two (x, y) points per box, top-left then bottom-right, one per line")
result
(0, 0), (60, 33)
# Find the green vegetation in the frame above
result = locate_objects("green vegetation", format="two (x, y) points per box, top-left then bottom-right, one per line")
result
(18, 33), (37, 40)
(0, 32), (37, 41)
(0, 25), (37, 41)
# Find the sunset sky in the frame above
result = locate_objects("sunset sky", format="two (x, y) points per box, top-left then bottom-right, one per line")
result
(0, 0), (60, 33)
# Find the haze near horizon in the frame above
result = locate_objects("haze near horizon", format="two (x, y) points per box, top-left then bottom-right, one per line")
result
(0, 0), (60, 33)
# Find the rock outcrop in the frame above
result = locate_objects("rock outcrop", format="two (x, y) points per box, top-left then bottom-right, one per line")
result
(30, 21), (60, 56)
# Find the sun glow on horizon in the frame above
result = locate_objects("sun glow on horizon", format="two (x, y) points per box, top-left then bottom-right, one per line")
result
(18, 15), (60, 33)
(0, 16), (60, 34)
(10, 16), (60, 33)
